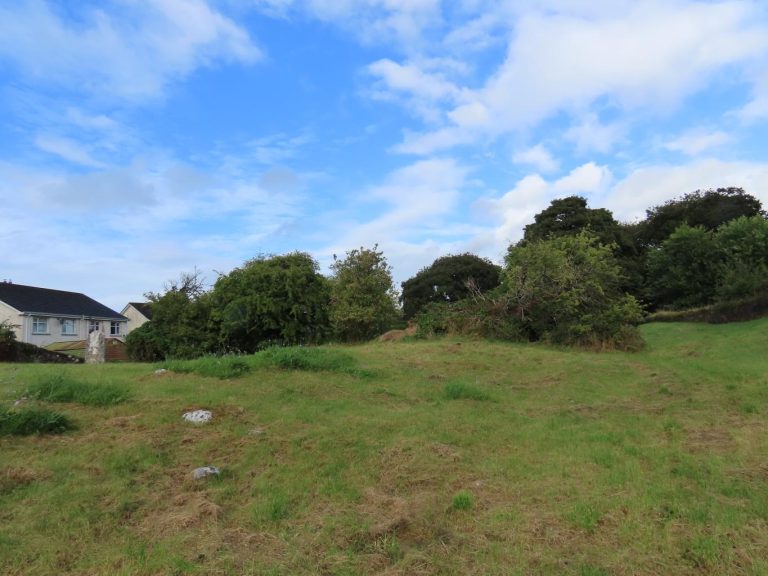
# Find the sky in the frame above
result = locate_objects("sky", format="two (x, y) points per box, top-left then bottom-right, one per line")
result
(1, 0), (767, 312)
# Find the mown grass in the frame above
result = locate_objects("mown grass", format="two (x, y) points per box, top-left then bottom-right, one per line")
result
(1, 318), (767, 575)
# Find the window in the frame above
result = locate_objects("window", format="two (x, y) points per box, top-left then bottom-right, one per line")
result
(32, 317), (48, 334)
(61, 319), (76, 335)
(110, 321), (121, 336)
(89, 320), (100, 333)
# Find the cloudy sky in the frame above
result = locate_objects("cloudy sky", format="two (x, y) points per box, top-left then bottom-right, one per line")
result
(1, 0), (767, 310)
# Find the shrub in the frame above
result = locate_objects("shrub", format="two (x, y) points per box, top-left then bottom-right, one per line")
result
(27, 374), (132, 406)
(414, 293), (525, 341)
(0, 407), (74, 436)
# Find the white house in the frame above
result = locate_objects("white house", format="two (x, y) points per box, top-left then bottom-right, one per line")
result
(0, 282), (128, 348)
(120, 302), (152, 334)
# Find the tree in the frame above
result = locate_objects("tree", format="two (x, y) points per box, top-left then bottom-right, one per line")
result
(329, 245), (399, 342)
(644, 224), (720, 309)
(503, 232), (643, 346)
(521, 196), (643, 295)
(128, 269), (218, 359)
(211, 252), (330, 352)
(400, 253), (501, 320)
(637, 187), (763, 248)
(715, 216), (768, 301)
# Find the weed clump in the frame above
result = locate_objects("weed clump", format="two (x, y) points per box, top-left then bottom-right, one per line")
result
(0, 407), (73, 436)
(163, 355), (251, 379)
(443, 380), (494, 402)
(27, 374), (131, 406)
(452, 490), (473, 510)
(253, 347), (372, 376)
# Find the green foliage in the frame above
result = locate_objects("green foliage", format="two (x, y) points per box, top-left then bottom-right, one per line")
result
(0, 407), (73, 435)
(443, 380), (494, 402)
(714, 215), (768, 301)
(0, 320), (18, 361)
(645, 216), (768, 310)
(125, 322), (165, 362)
(162, 355), (251, 379)
(645, 224), (720, 309)
(451, 490), (473, 510)
(522, 196), (643, 295)
(212, 252), (330, 352)
(637, 187), (763, 248)
(504, 232), (644, 347)
(400, 253), (501, 320)
(329, 245), (399, 342)
(27, 374), (132, 406)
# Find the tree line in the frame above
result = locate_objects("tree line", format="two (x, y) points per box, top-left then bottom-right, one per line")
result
(127, 187), (767, 359)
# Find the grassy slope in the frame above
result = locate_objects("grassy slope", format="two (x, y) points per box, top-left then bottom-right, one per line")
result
(1, 320), (767, 575)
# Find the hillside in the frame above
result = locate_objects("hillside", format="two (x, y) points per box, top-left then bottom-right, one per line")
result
(2, 319), (768, 575)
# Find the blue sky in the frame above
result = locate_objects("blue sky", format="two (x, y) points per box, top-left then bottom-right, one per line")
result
(1, 0), (767, 311)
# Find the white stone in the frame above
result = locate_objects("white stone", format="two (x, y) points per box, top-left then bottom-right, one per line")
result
(182, 409), (212, 424)
(192, 466), (220, 479)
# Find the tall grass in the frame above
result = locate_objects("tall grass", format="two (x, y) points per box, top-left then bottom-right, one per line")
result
(162, 355), (251, 379)
(27, 374), (131, 406)
(0, 407), (73, 435)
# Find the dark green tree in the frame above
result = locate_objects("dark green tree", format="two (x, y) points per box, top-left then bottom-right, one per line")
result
(401, 253), (501, 320)
(522, 196), (643, 294)
(644, 224), (720, 309)
(637, 187), (763, 248)
(211, 252), (330, 352)
(329, 245), (399, 342)
(715, 216), (768, 301)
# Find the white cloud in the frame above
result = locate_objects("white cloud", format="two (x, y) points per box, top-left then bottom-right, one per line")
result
(554, 162), (612, 194)
(0, 0), (261, 100)
(608, 158), (768, 221)
(513, 144), (559, 173)
(664, 130), (731, 156)
(34, 135), (106, 168)
(391, 1), (768, 154)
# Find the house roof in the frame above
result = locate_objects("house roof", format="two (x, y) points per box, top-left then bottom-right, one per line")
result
(126, 302), (153, 320)
(0, 282), (127, 320)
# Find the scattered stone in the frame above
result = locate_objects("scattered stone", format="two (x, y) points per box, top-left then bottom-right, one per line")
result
(248, 427), (266, 436)
(12, 396), (27, 407)
(183, 409), (212, 424)
(192, 466), (220, 480)
(154, 368), (168, 375)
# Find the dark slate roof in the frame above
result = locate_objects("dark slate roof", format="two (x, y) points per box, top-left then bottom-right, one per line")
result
(128, 302), (153, 320)
(0, 283), (127, 320)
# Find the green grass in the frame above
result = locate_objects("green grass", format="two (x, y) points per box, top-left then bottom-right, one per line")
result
(27, 374), (132, 406)
(1, 318), (768, 574)
(0, 407), (74, 436)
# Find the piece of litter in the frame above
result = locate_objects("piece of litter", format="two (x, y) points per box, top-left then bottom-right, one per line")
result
(192, 466), (220, 479)
(248, 427), (266, 436)
(183, 409), (212, 424)
(154, 369), (168, 374)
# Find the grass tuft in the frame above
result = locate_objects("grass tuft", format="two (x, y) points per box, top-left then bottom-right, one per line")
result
(0, 406), (74, 436)
(163, 355), (251, 379)
(27, 374), (131, 406)
(253, 346), (372, 376)
(443, 380), (494, 402)
(452, 490), (473, 510)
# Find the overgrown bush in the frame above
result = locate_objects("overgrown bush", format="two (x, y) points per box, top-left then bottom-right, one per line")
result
(125, 322), (165, 361)
(0, 407), (73, 435)
(28, 374), (132, 406)
(414, 294), (525, 341)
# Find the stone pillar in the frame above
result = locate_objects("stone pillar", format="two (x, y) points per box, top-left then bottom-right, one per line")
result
(86, 330), (106, 364)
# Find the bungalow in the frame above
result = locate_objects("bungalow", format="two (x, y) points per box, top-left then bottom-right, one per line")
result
(120, 302), (152, 334)
(0, 282), (128, 348)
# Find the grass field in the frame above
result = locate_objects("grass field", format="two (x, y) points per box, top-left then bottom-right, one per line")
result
(1, 319), (768, 575)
